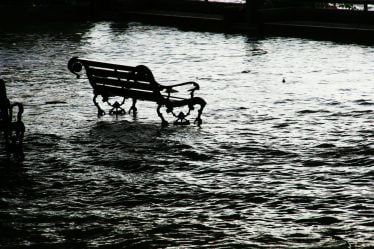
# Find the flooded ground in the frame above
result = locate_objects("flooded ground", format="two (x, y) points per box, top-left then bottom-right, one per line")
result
(0, 21), (373, 248)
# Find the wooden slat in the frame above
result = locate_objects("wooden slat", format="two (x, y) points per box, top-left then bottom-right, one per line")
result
(91, 77), (156, 91)
(95, 85), (188, 102)
(80, 59), (134, 72)
(87, 67), (154, 83)
(95, 85), (159, 101)
(89, 67), (133, 79)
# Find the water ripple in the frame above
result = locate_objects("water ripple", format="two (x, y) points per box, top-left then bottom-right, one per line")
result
(0, 21), (373, 248)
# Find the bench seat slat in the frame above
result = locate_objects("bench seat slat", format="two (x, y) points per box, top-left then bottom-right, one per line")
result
(95, 85), (186, 102)
(80, 59), (134, 72)
(88, 67), (152, 82)
(89, 67), (133, 79)
(92, 77), (157, 91)
(96, 85), (159, 102)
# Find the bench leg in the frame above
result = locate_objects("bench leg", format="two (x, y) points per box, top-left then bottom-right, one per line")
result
(93, 94), (105, 116)
(128, 98), (137, 117)
(192, 97), (206, 127)
(15, 121), (25, 147)
(157, 104), (169, 127)
(109, 101), (126, 116)
(3, 129), (11, 153)
(3, 122), (25, 157)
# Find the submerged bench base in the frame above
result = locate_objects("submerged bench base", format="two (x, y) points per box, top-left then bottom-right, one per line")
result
(94, 93), (206, 127)
(0, 79), (25, 158)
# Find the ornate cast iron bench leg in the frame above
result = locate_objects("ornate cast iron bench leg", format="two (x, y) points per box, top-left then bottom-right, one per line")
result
(109, 100), (126, 116)
(93, 94), (105, 116)
(157, 104), (169, 127)
(193, 97), (206, 127)
(6, 122), (25, 155)
(173, 111), (190, 126)
(3, 103), (25, 158)
(128, 98), (137, 117)
(170, 97), (206, 127)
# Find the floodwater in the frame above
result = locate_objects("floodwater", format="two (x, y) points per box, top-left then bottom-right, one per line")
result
(0, 21), (373, 248)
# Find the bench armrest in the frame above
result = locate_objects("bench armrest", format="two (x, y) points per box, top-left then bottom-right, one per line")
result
(68, 57), (83, 79)
(161, 81), (200, 99)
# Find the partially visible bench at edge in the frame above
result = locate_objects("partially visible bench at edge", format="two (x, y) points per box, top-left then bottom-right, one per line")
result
(0, 79), (25, 154)
(68, 57), (207, 126)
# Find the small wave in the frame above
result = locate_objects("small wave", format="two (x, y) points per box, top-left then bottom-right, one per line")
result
(273, 123), (289, 128)
(324, 100), (341, 106)
(347, 204), (371, 210)
(296, 216), (341, 225)
(341, 158), (374, 167)
(287, 233), (321, 243)
(351, 110), (373, 114)
(360, 221), (374, 227)
(180, 150), (212, 161)
(44, 101), (68, 105)
(303, 160), (327, 167)
(315, 143), (336, 148)
(353, 99), (374, 105)
(24, 133), (61, 147)
(297, 109), (330, 114)
(234, 145), (298, 158)
(255, 234), (286, 244)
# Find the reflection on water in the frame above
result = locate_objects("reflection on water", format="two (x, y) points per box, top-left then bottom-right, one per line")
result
(0, 21), (373, 248)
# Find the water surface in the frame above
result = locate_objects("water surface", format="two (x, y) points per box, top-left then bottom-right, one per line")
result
(0, 21), (373, 248)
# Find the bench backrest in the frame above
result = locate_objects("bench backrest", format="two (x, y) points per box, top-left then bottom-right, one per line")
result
(68, 57), (164, 102)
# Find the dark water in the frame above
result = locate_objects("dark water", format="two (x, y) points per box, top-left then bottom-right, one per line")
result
(0, 21), (373, 248)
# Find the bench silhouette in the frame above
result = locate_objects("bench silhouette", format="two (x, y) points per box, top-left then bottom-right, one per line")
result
(68, 57), (206, 126)
(0, 79), (25, 153)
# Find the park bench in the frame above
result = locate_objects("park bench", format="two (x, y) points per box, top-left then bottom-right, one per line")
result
(68, 57), (206, 126)
(0, 79), (25, 153)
